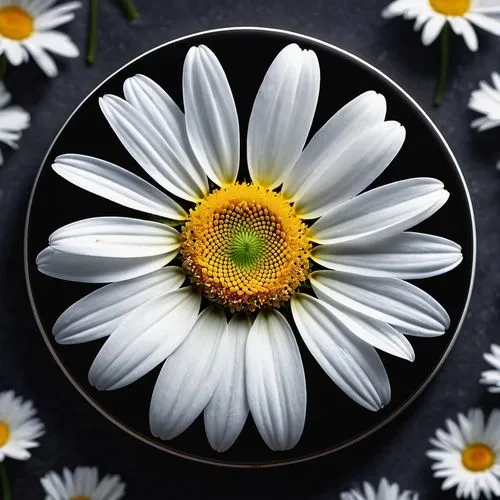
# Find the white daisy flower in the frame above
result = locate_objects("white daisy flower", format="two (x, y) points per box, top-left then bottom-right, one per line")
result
(0, 390), (44, 461)
(41, 466), (125, 500)
(0, 0), (81, 77)
(340, 478), (419, 500)
(37, 43), (462, 452)
(469, 72), (500, 131)
(427, 408), (500, 499)
(480, 344), (500, 392)
(382, 0), (500, 51)
(0, 81), (29, 164)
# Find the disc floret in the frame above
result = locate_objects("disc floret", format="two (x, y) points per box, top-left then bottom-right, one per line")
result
(180, 183), (311, 312)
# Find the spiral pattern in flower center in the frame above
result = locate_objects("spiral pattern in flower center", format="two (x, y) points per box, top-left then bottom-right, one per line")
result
(180, 183), (311, 312)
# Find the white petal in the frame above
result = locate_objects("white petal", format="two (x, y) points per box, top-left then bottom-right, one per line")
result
(150, 305), (227, 439)
(52, 154), (187, 220)
(294, 121), (406, 219)
(245, 309), (306, 451)
(311, 232), (463, 279)
(310, 270), (450, 336)
(99, 95), (207, 201)
(314, 300), (415, 361)
(31, 31), (79, 57)
(204, 314), (251, 452)
(247, 44), (320, 189)
(23, 41), (57, 77)
(36, 246), (176, 283)
(34, 1), (81, 30)
(421, 15), (446, 45)
(122, 74), (208, 194)
(308, 178), (449, 245)
(183, 45), (239, 186)
(466, 12), (500, 35)
(282, 90), (387, 201)
(291, 293), (391, 411)
(48, 216), (180, 258)
(53, 266), (185, 344)
(450, 17), (478, 51)
(88, 287), (201, 390)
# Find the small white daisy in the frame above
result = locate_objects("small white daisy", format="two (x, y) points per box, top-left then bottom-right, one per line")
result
(340, 478), (419, 500)
(382, 0), (500, 51)
(41, 466), (126, 500)
(0, 390), (44, 461)
(480, 344), (500, 392)
(0, 0), (81, 77)
(469, 72), (500, 131)
(0, 81), (29, 165)
(427, 408), (500, 499)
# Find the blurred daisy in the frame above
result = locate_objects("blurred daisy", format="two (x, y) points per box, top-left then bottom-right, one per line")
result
(427, 408), (500, 499)
(0, 81), (29, 165)
(0, 390), (44, 462)
(340, 478), (419, 500)
(41, 466), (125, 500)
(469, 72), (500, 131)
(0, 0), (81, 77)
(382, 0), (500, 51)
(37, 43), (461, 452)
(480, 344), (500, 392)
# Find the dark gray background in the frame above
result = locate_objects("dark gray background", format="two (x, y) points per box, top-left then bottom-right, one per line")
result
(1, 0), (498, 497)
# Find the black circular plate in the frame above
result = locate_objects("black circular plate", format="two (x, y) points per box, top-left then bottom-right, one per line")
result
(24, 27), (476, 468)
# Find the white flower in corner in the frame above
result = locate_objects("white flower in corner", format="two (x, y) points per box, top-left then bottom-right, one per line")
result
(0, 0), (81, 77)
(0, 390), (44, 461)
(427, 409), (500, 499)
(41, 466), (125, 500)
(340, 478), (419, 500)
(382, 0), (500, 51)
(480, 344), (500, 391)
(0, 82), (29, 164)
(37, 43), (462, 452)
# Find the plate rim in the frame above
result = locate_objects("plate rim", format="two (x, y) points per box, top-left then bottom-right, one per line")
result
(23, 25), (477, 469)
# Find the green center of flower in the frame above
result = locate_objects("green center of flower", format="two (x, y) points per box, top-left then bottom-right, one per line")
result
(180, 183), (311, 312)
(462, 443), (495, 472)
(429, 0), (470, 15)
(0, 421), (9, 447)
(0, 6), (33, 40)
(229, 229), (263, 268)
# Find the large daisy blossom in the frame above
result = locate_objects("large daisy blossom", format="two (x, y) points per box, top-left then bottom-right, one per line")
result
(0, 390), (44, 461)
(340, 478), (419, 500)
(36, 43), (462, 452)
(0, 0), (81, 77)
(480, 344), (500, 392)
(427, 409), (500, 499)
(382, 0), (500, 51)
(41, 466), (125, 500)
(0, 81), (29, 165)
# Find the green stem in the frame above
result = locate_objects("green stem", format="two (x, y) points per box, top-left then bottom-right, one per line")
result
(119, 0), (139, 21)
(433, 22), (450, 107)
(86, 0), (98, 65)
(0, 462), (11, 500)
(0, 55), (7, 81)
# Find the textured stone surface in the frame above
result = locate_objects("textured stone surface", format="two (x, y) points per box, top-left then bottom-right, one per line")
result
(0, 0), (498, 497)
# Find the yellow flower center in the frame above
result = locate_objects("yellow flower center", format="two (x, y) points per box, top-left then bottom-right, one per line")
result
(462, 443), (495, 472)
(429, 0), (470, 16)
(0, 6), (33, 40)
(0, 421), (10, 447)
(180, 183), (311, 312)
(70, 497), (90, 500)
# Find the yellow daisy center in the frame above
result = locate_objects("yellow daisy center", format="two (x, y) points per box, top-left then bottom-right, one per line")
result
(429, 0), (470, 16)
(70, 497), (90, 500)
(180, 183), (311, 312)
(0, 6), (33, 40)
(0, 421), (10, 447)
(462, 443), (495, 472)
